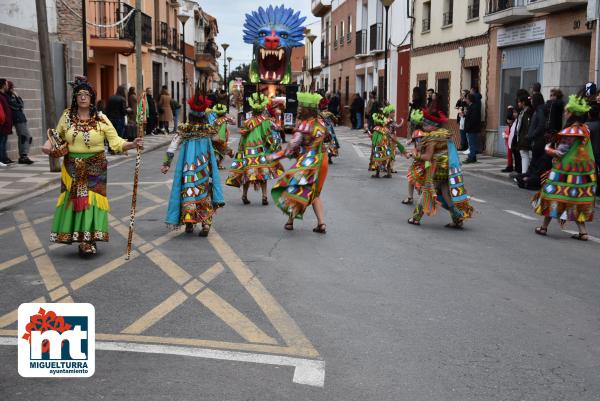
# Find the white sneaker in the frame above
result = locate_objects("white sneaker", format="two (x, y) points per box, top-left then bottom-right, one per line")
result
(0, 161), (7, 167)
(462, 149), (470, 155)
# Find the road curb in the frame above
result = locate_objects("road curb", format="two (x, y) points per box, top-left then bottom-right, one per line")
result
(0, 140), (169, 211)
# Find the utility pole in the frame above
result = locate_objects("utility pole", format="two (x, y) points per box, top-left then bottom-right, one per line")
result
(82, 0), (87, 75)
(35, 0), (61, 172)
(135, 0), (142, 98)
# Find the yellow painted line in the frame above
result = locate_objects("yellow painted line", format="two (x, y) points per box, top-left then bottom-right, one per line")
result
(138, 243), (154, 254)
(32, 215), (53, 225)
(152, 229), (184, 247)
(196, 288), (278, 345)
(48, 243), (66, 250)
(139, 190), (166, 204)
(183, 279), (204, 295)
(14, 211), (44, 252)
(0, 255), (28, 272)
(121, 290), (188, 335)
(109, 214), (144, 247)
(0, 226), (16, 236)
(94, 333), (314, 357)
(31, 255), (63, 292)
(31, 248), (45, 258)
(209, 229), (318, 356)
(146, 249), (192, 285)
(70, 251), (139, 291)
(121, 203), (163, 222)
(49, 286), (69, 301)
(199, 262), (225, 283)
(58, 296), (74, 303)
(0, 296), (46, 328)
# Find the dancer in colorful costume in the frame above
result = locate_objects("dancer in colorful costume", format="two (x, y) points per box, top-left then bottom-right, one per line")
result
(318, 97), (340, 164)
(266, 100), (284, 151)
(226, 92), (284, 205)
(368, 112), (393, 177)
(382, 104), (404, 173)
(211, 103), (235, 169)
(407, 110), (474, 228)
(402, 110), (427, 205)
(42, 76), (142, 257)
(270, 92), (328, 233)
(532, 95), (596, 241)
(161, 94), (224, 237)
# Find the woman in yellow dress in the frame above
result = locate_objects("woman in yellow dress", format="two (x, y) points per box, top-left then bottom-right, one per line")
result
(42, 76), (142, 257)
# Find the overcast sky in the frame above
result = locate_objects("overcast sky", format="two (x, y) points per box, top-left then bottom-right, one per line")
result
(198, 1), (320, 72)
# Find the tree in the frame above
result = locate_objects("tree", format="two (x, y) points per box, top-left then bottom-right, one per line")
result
(231, 63), (250, 82)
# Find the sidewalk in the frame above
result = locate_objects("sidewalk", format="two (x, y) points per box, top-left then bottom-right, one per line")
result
(0, 134), (173, 209)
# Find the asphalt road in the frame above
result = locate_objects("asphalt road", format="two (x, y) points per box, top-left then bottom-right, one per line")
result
(0, 127), (599, 401)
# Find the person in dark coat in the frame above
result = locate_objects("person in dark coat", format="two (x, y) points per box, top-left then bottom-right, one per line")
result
(515, 95), (533, 174)
(546, 88), (564, 134)
(105, 85), (128, 138)
(0, 78), (14, 164)
(145, 87), (158, 136)
(327, 93), (340, 121)
(463, 93), (481, 163)
(6, 81), (33, 164)
(527, 93), (546, 169)
(351, 93), (364, 130)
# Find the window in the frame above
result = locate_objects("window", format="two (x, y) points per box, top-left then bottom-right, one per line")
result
(422, 1), (431, 32)
(437, 78), (450, 115)
(334, 25), (338, 49)
(119, 64), (127, 86)
(467, 0), (480, 20)
(340, 21), (344, 47)
(333, 78), (336, 94)
(443, 0), (453, 26)
(345, 76), (349, 104)
(348, 15), (352, 43)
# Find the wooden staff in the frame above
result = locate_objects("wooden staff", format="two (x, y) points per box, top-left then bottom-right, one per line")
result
(125, 96), (146, 260)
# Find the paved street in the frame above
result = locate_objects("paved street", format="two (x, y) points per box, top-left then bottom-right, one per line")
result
(0, 126), (599, 401)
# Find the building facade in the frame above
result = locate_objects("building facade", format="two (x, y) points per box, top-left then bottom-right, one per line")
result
(410, 0), (490, 145)
(484, 0), (593, 156)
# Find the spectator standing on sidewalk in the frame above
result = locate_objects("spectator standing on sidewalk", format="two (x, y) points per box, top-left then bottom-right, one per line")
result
(6, 81), (33, 164)
(351, 93), (364, 130)
(463, 93), (481, 164)
(455, 89), (469, 151)
(516, 94), (533, 174)
(546, 89), (564, 134)
(0, 79), (14, 165)
(145, 88), (158, 136)
(170, 97), (181, 132)
(157, 85), (173, 134)
(105, 85), (127, 138)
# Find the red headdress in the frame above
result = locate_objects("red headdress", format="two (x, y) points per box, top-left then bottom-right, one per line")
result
(188, 95), (213, 114)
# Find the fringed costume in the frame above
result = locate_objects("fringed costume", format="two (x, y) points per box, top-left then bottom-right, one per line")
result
(50, 77), (127, 256)
(226, 93), (284, 189)
(163, 96), (224, 236)
(210, 104), (235, 168)
(532, 122), (596, 224)
(318, 98), (340, 163)
(368, 115), (393, 177)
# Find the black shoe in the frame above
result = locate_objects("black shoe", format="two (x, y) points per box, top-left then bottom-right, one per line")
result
(2, 158), (14, 164)
(501, 167), (513, 173)
(18, 156), (34, 165)
(463, 159), (477, 164)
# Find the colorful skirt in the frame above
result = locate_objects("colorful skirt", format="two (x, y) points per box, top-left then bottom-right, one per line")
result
(226, 132), (284, 187)
(369, 132), (392, 171)
(50, 152), (109, 244)
(166, 138), (224, 229)
(271, 148), (328, 219)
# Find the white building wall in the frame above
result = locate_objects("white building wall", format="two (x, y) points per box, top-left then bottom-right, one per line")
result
(0, 0), (57, 33)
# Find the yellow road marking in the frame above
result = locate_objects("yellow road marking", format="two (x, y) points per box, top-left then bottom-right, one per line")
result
(199, 262), (225, 283)
(0, 296), (46, 328)
(49, 286), (69, 301)
(196, 288), (278, 345)
(0, 226), (16, 236)
(0, 255), (28, 272)
(139, 190), (165, 204)
(146, 249), (192, 285)
(121, 290), (189, 335)
(70, 251), (139, 291)
(32, 215), (53, 225)
(209, 229), (318, 355)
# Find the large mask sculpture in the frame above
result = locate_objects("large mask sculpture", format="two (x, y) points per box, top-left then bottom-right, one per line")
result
(243, 5), (306, 85)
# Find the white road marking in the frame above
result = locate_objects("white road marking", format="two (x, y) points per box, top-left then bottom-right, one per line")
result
(352, 144), (367, 158)
(504, 210), (537, 221)
(470, 197), (487, 203)
(0, 337), (325, 387)
(562, 230), (600, 244)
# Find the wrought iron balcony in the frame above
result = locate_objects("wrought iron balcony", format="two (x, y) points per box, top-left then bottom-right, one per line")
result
(369, 23), (382, 52)
(484, 0), (532, 24)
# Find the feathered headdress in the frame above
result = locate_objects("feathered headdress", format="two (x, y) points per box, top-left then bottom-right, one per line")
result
(383, 104), (395, 115)
(297, 92), (322, 109)
(212, 103), (228, 115)
(566, 95), (591, 116)
(248, 93), (269, 111)
(243, 5), (306, 47)
(409, 109), (424, 126)
(188, 95), (213, 116)
(372, 113), (386, 126)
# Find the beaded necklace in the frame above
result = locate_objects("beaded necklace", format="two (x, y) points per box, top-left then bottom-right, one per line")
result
(67, 111), (100, 147)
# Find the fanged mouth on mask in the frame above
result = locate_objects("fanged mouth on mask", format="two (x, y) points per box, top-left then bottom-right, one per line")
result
(257, 47), (287, 82)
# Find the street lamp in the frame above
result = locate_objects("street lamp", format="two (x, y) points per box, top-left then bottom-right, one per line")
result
(177, 12), (191, 123)
(381, 0), (395, 104)
(307, 34), (317, 91)
(227, 56), (232, 107)
(221, 43), (229, 95)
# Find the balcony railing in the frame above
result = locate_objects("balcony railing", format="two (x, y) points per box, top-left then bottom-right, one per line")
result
(355, 30), (367, 55)
(422, 18), (431, 32)
(195, 41), (218, 58)
(334, 38), (338, 49)
(320, 40), (328, 63)
(369, 23), (382, 51)
(141, 13), (152, 44)
(89, 0), (134, 41)
(171, 28), (178, 51)
(487, 0), (526, 14)
(468, 2), (480, 19)
(443, 11), (453, 26)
